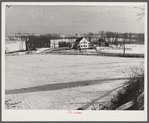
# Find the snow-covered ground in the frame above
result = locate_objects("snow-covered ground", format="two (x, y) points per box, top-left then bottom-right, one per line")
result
(97, 44), (144, 54)
(35, 48), (50, 53)
(5, 55), (144, 109)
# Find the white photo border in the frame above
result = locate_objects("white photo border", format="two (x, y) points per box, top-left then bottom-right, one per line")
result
(2, 2), (148, 121)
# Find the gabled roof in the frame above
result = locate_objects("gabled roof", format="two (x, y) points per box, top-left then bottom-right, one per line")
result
(98, 39), (106, 42)
(75, 37), (84, 43)
(92, 39), (109, 45)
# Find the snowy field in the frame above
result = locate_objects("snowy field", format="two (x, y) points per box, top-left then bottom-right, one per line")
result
(97, 44), (144, 54)
(5, 54), (144, 109)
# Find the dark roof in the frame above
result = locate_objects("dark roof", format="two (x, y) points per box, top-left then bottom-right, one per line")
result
(75, 37), (84, 43)
(28, 37), (50, 43)
(98, 39), (106, 42)
(93, 39), (109, 46)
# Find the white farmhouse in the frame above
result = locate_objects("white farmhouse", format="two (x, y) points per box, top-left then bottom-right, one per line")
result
(76, 37), (92, 49)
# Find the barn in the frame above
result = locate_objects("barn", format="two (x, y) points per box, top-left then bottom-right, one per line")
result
(26, 37), (51, 50)
(94, 39), (109, 47)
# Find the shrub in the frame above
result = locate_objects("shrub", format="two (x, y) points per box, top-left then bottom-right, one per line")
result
(97, 67), (144, 110)
(110, 67), (144, 110)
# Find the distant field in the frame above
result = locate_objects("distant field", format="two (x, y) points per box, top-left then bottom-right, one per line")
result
(42, 44), (144, 58)
(97, 44), (144, 54)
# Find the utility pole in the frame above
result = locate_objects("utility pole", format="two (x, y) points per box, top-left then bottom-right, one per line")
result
(25, 37), (28, 51)
(123, 33), (127, 56)
(69, 38), (70, 49)
(123, 38), (125, 56)
(54, 40), (55, 49)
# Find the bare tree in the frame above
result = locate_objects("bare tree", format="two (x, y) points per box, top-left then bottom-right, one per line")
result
(134, 6), (145, 20)
(113, 33), (119, 46)
(87, 32), (94, 42)
(75, 34), (78, 38)
(106, 31), (119, 45)
(99, 30), (105, 39)
(105, 31), (112, 43)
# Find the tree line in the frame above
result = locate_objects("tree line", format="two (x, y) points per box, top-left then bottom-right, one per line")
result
(84, 31), (144, 45)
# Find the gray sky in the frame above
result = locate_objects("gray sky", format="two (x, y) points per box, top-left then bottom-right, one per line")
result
(6, 5), (145, 35)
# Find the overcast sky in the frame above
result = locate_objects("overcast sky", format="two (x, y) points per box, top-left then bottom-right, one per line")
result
(5, 5), (145, 35)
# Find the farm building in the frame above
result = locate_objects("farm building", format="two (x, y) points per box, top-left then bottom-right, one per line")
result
(5, 41), (26, 53)
(26, 37), (51, 50)
(74, 37), (93, 49)
(94, 39), (109, 47)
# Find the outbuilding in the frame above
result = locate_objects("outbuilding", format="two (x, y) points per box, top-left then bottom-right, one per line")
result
(96, 39), (109, 47)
